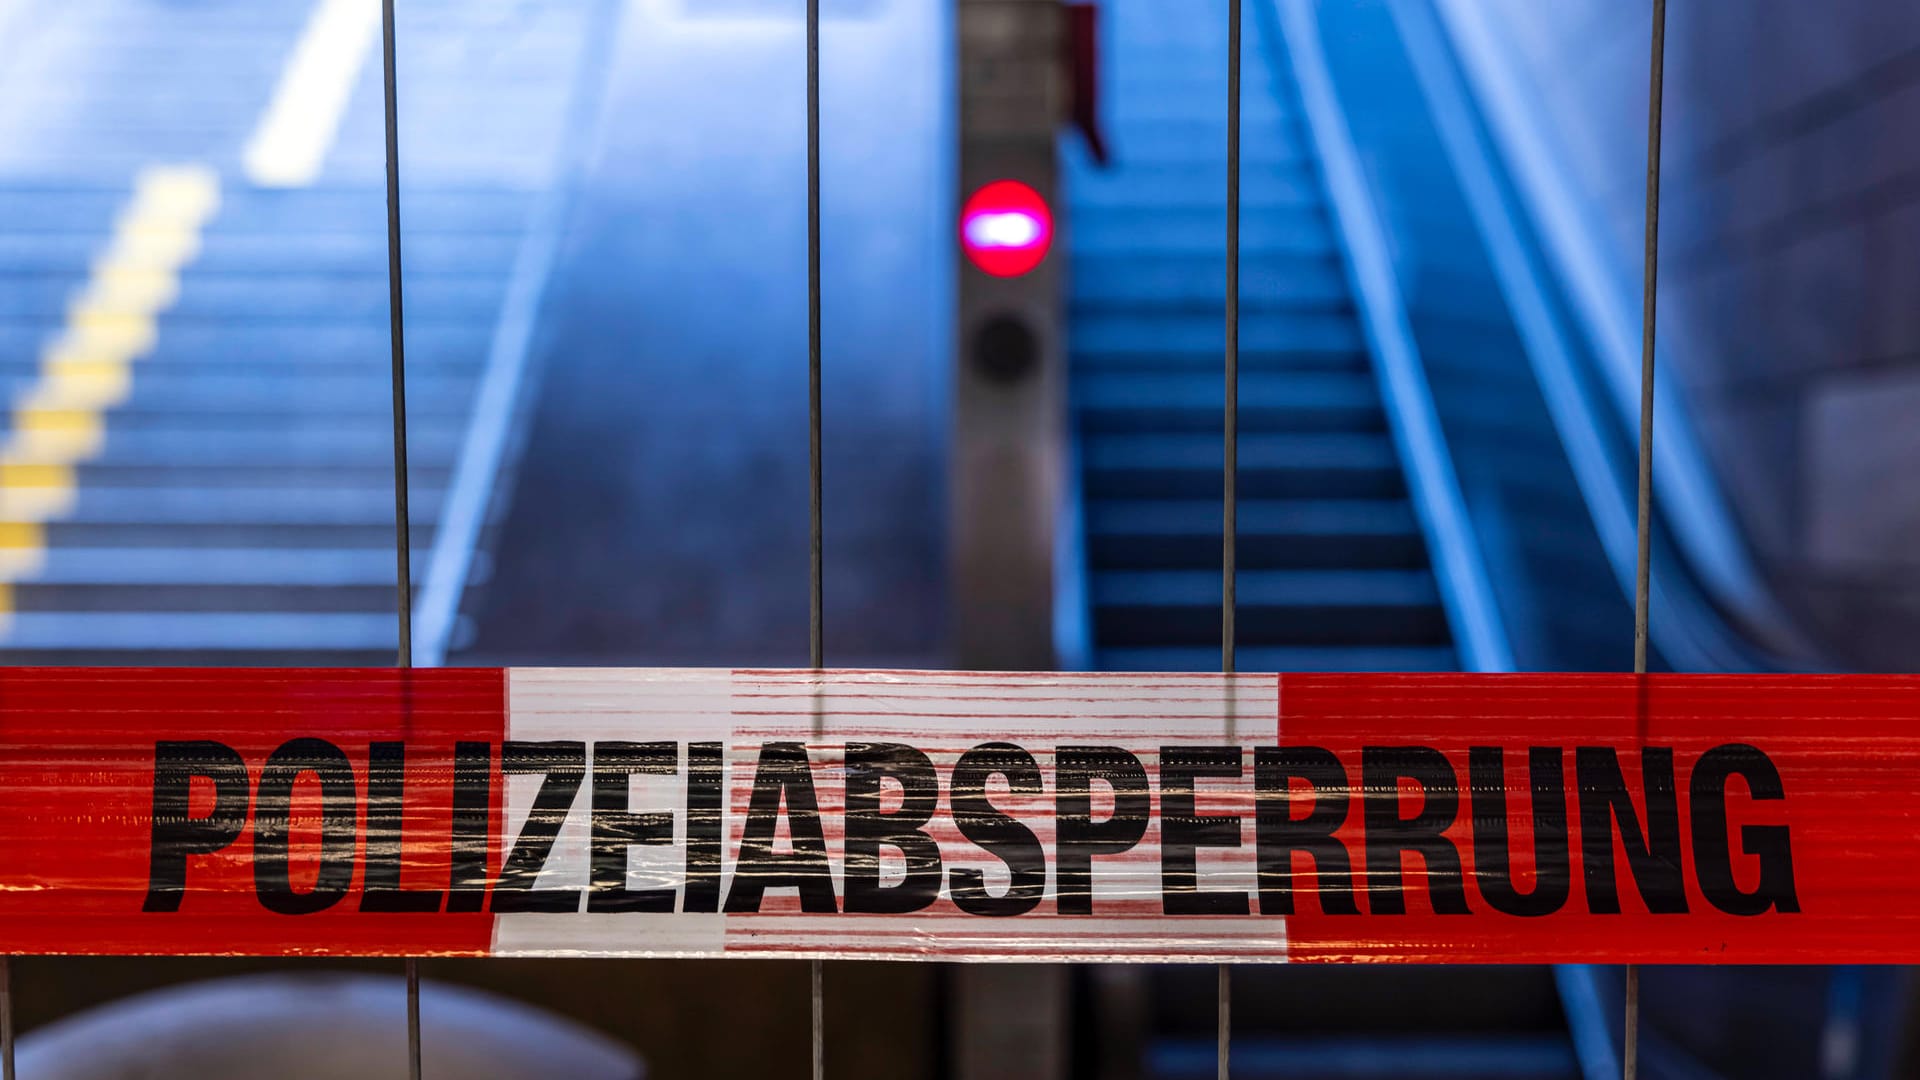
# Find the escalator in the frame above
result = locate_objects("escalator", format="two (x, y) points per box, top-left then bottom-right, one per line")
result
(1064, 1), (1908, 1078)
(1069, 0), (1455, 675)
(1065, 1), (1568, 1076)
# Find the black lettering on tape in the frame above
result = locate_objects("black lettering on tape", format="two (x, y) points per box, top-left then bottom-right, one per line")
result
(843, 743), (943, 914)
(254, 737), (358, 916)
(948, 742), (1047, 917)
(1576, 746), (1687, 914)
(143, 740), (251, 913)
(682, 741), (725, 914)
(360, 741), (445, 913)
(1691, 743), (1799, 915)
(589, 741), (678, 913)
(1469, 746), (1570, 917)
(1362, 746), (1471, 915)
(1055, 746), (1150, 915)
(723, 741), (838, 914)
(1160, 746), (1248, 915)
(491, 740), (586, 913)
(1254, 746), (1358, 916)
(446, 740), (493, 913)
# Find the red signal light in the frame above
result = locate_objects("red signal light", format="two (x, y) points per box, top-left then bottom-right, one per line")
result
(961, 180), (1053, 278)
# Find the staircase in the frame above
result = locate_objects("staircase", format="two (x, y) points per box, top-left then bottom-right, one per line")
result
(1069, 0), (1454, 674)
(0, 0), (603, 664)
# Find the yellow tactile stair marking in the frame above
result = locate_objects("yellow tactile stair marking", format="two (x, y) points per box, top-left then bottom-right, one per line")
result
(0, 164), (220, 628)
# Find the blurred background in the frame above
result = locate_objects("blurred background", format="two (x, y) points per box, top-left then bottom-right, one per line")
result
(1, 0), (1918, 1076)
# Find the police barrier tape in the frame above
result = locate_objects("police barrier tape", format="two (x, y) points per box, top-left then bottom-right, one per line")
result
(0, 667), (1900, 962)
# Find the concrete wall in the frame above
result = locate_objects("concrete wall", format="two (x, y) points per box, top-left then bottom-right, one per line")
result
(1460, 0), (1920, 669)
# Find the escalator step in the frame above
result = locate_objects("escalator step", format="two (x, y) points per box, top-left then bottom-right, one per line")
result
(1098, 645), (1456, 673)
(1077, 370), (1382, 433)
(1097, 568), (1440, 608)
(1073, 253), (1349, 309)
(1070, 164), (1324, 209)
(1104, 84), (1293, 120)
(1073, 207), (1334, 256)
(1087, 499), (1423, 569)
(1083, 432), (1404, 500)
(1076, 311), (1363, 357)
(1094, 569), (1448, 647)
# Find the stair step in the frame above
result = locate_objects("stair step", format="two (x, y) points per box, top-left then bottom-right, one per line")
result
(37, 522), (437, 549)
(0, 612), (399, 651)
(0, 275), (509, 322)
(3, 486), (444, 526)
(0, 324), (492, 367)
(0, 233), (522, 274)
(0, 425), (463, 468)
(11, 583), (401, 613)
(12, 548), (425, 587)
(0, 186), (533, 234)
(37, 464), (452, 490)
(0, 375), (477, 414)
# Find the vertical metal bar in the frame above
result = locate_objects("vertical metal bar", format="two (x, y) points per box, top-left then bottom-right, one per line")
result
(1219, 1), (1241, 1077)
(1223, 1), (1240, 680)
(1216, 965), (1232, 1080)
(1626, 2), (1667, 1078)
(806, 0), (825, 1077)
(811, 955), (826, 1080)
(807, 0), (823, 673)
(1, 956), (14, 1080)
(406, 954), (422, 1077)
(1633, 0), (1666, 671)
(381, 0), (411, 668)
(378, 0), (421, 1077)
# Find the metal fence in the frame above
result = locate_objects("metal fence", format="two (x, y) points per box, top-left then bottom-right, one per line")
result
(0, 1), (1678, 1078)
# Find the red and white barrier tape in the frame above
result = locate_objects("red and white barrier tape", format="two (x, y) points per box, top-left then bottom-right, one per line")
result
(0, 668), (1897, 962)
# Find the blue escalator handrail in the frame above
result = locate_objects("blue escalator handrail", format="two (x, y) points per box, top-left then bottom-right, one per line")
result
(414, 0), (623, 666)
(1416, 0), (1821, 671)
(1269, 0), (1514, 674)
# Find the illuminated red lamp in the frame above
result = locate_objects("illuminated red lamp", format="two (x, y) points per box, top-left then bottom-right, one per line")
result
(960, 179), (1053, 278)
